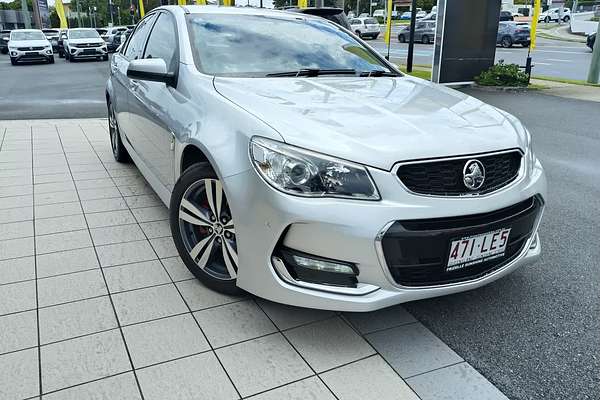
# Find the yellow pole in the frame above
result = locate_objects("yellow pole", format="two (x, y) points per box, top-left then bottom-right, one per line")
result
(178, 0), (186, 5)
(298, 0), (308, 9)
(383, 0), (393, 45)
(195, 0), (207, 4)
(55, 0), (68, 28)
(530, 0), (541, 50)
(139, 0), (145, 18)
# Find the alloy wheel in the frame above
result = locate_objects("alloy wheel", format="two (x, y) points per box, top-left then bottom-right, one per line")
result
(108, 105), (118, 157)
(178, 178), (238, 280)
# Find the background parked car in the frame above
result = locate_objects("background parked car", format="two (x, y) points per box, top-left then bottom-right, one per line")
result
(350, 17), (380, 39)
(497, 21), (530, 48)
(499, 10), (514, 21)
(64, 28), (108, 62)
(8, 29), (54, 65)
(57, 30), (67, 57)
(0, 30), (10, 54)
(416, 10), (427, 19)
(587, 32), (596, 51)
(400, 11), (412, 20)
(538, 7), (571, 23)
(101, 26), (128, 52)
(398, 20), (436, 44)
(42, 28), (60, 52)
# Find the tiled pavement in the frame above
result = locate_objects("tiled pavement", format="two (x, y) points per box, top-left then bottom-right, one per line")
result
(0, 119), (508, 400)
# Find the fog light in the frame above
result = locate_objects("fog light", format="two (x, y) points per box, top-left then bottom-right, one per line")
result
(70, 49), (76, 54)
(277, 247), (358, 288)
(292, 255), (355, 274)
(11, 51), (17, 56)
(46, 50), (52, 55)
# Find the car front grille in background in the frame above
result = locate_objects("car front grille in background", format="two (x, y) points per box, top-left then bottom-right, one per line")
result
(396, 150), (522, 196)
(17, 47), (44, 51)
(380, 196), (542, 287)
(75, 43), (103, 48)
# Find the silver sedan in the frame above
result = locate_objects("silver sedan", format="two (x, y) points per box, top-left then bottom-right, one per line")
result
(106, 6), (546, 311)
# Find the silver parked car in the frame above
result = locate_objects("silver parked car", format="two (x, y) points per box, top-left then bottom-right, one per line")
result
(64, 28), (108, 61)
(8, 29), (54, 65)
(106, 6), (546, 311)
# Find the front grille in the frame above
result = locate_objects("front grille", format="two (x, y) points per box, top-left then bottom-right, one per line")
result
(17, 46), (44, 51)
(75, 43), (103, 48)
(397, 151), (522, 196)
(380, 196), (542, 287)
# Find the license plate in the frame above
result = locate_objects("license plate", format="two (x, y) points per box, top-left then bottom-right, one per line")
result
(83, 49), (95, 54)
(446, 228), (511, 271)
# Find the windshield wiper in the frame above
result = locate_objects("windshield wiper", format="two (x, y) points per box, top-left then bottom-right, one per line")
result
(359, 70), (399, 77)
(266, 68), (357, 77)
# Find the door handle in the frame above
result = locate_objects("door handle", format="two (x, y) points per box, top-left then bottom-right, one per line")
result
(130, 80), (140, 91)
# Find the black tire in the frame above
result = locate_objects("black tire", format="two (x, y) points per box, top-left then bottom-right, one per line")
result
(108, 101), (130, 163)
(421, 35), (430, 44)
(501, 36), (513, 48)
(10, 57), (17, 66)
(398, 34), (406, 43)
(58, 50), (64, 58)
(102, 54), (108, 61)
(355, 30), (362, 38)
(170, 163), (241, 295)
(48, 56), (55, 64)
(373, 34), (379, 40)
(545, 16), (550, 23)
(1, 48), (7, 54)
(522, 42), (529, 48)
(563, 16), (570, 22)
(65, 51), (70, 61)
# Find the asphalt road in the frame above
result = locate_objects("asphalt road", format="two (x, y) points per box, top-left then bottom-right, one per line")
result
(368, 30), (593, 81)
(0, 54), (109, 120)
(405, 89), (600, 400)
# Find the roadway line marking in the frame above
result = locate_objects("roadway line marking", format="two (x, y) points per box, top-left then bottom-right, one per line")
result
(546, 58), (570, 62)
(534, 62), (552, 65)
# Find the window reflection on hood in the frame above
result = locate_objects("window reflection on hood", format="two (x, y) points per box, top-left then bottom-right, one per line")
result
(186, 14), (391, 77)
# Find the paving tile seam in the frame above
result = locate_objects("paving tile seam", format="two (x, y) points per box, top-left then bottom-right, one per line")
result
(57, 125), (147, 400)
(253, 299), (341, 400)
(28, 125), (44, 398)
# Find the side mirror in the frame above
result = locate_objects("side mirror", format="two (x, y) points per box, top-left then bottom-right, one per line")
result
(127, 58), (175, 86)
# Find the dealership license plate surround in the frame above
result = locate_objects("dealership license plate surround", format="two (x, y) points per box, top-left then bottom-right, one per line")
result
(446, 228), (511, 272)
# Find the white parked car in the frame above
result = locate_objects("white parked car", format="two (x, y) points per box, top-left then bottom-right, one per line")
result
(7, 29), (54, 65)
(350, 17), (381, 39)
(106, 6), (546, 311)
(64, 28), (108, 62)
(538, 7), (571, 23)
(416, 10), (428, 19)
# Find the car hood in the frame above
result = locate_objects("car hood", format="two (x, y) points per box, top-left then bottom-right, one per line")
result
(69, 38), (103, 44)
(9, 39), (49, 47)
(213, 76), (527, 170)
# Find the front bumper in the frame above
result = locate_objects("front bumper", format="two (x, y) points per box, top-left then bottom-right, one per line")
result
(10, 49), (53, 63)
(224, 157), (546, 312)
(69, 46), (107, 58)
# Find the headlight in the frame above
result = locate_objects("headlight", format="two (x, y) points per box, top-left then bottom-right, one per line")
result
(250, 137), (380, 200)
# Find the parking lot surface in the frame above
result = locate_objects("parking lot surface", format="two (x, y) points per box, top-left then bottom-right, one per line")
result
(0, 119), (508, 399)
(407, 89), (600, 400)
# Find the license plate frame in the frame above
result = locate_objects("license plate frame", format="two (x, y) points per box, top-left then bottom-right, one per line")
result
(446, 228), (511, 272)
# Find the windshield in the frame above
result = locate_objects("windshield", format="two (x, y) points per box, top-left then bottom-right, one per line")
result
(69, 30), (101, 39)
(186, 14), (392, 77)
(365, 18), (378, 24)
(11, 31), (46, 41)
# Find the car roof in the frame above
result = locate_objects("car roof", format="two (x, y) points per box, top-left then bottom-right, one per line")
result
(69, 28), (96, 31)
(11, 29), (43, 32)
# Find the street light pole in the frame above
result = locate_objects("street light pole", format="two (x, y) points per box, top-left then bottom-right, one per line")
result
(406, 0), (418, 72)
